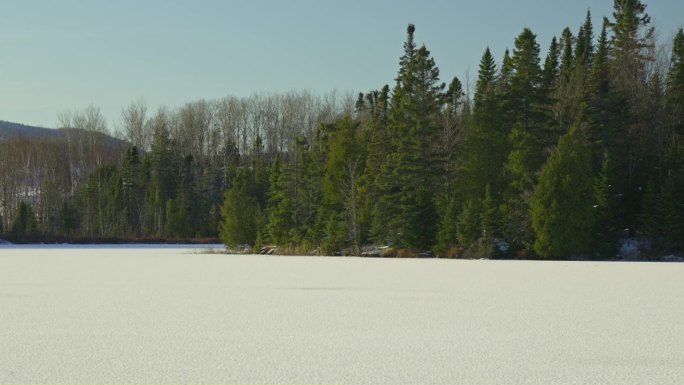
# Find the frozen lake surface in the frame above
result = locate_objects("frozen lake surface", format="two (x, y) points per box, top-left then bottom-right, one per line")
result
(1, 246), (683, 384)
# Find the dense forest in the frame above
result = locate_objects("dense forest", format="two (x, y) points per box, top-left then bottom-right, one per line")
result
(1, 0), (683, 259)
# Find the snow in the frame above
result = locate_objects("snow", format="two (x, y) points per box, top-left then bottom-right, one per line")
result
(1, 246), (683, 384)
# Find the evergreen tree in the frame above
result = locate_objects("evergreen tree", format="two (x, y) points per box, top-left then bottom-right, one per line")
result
(359, 85), (390, 244)
(219, 169), (259, 246)
(509, 27), (550, 146)
(501, 29), (551, 247)
(266, 156), (295, 246)
(459, 48), (507, 202)
(592, 153), (619, 256)
(532, 125), (594, 258)
(10, 201), (38, 238)
(558, 27), (575, 83)
(666, 29), (684, 140)
(457, 199), (482, 248)
(434, 197), (459, 255)
(607, 0), (655, 231)
(503, 122), (537, 249)
(542, 37), (560, 91)
(322, 116), (364, 253)
(378, 24), (445, 248)
(575, 10), (595, 74)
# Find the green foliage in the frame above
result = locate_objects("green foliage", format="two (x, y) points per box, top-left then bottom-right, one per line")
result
(502, 123), (537, 248)
(639, 148), (684, 251)
(592, 154), (620, 256)
(219, 169), (261, 247)
(434, 198), (459, 255)
(457, 199), (482, 247)
(377, 24), (445, 249)
(321, 212), (348, 255)
(667, 29), (684, 138)
(8, 13), (684, 260)
(266, 156), (295, 246)
(532, 125), (594, 258)
(10, 201), (38, 238)
(459, 48), (508, 202)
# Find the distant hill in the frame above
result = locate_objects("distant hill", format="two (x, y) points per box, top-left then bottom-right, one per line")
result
(0, 120), (128, 149)
(0, 120), (64, 139)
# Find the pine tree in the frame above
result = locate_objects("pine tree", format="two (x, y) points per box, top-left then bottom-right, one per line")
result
(542, 37), (560, 91)
(322, 116), (363, 252)
(434, 197), (459, 255)
(592, 153), (619, 256)
(459, 48), (507, 202)
(532, 124), (594, 258)
(219, 169), (259, 246)
(607, 0), (655, 231)
(359, 85), (390, 244)
(575, 10), (594, 74)
(509, 28), (549, 145)
(266, 156), (295, 246)
(666, 29), (684, 141)
(503, 122), (537, 249)
(558, 28), (575, 83)
(10, 201), (38, 238)
(378, 24), (445, 248)
(457, 199), (482, 248)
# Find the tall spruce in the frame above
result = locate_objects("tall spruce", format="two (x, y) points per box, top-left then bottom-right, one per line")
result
(502, 28), (550, 251)
(532, 124), (594, 258)
(379, 24), (445, 249)
(459, 48), (507, 203)
(667, 29), (684, 141)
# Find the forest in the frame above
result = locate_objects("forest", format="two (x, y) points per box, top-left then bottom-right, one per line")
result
(1, 0), (683, 259)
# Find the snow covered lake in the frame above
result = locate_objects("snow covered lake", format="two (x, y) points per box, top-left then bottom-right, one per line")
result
(1, 245), (683, 384)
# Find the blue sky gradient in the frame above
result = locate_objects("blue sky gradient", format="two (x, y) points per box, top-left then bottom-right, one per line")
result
(1, 0), (682, 128)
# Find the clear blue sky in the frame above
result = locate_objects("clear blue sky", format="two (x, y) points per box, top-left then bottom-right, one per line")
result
(1, 0), (682, 129)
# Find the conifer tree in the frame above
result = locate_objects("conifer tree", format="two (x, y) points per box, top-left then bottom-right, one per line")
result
(434, 197), (459, 255)
(542, 37), (560, 91)
(559, 28), (575, 83)
(592, 153), (620, 256)
(10, 201), (38, 238)
(457, 199), (482, 248)
(322, 116), (364, 253)
(666, 28), (684, 141)
(607, 0), (655, 230)
(379, 24), (445, 248)
(509, 28), (549, 143)
(359, 86), (390, 244)
(575, 10), (595, 74)
(459, 48), (503, 201)
(532, 124), (594, 258)
(266, 156), (295, 246)
(219, 169), (259, 246)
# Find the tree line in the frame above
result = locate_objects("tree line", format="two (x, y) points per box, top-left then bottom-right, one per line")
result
(2, 0), (683, 258)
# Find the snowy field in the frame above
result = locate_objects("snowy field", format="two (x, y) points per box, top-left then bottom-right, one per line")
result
(1, 246), (683, 385)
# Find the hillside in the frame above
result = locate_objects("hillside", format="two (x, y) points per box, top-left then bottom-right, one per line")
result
(0, 120), (127, 148)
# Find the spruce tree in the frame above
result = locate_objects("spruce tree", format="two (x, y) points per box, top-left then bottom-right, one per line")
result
(457, 199), (482, 248)
(666, 29), (684, 140)
(379, 24), (445, 249)
(592, 153), (619, 257)
(542, 37), (560, 91)
(532, 124), (594, 258)
(266, 156), (295, 246)
(10, 201), (38, 238)
(359, 85), (390, 244)
(434, 197), (459, 255)
(575, 10), (594, 74)
(219, 169), (259, 247)
(558, 28), (575, 83)
(459, 48), (507, 202)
